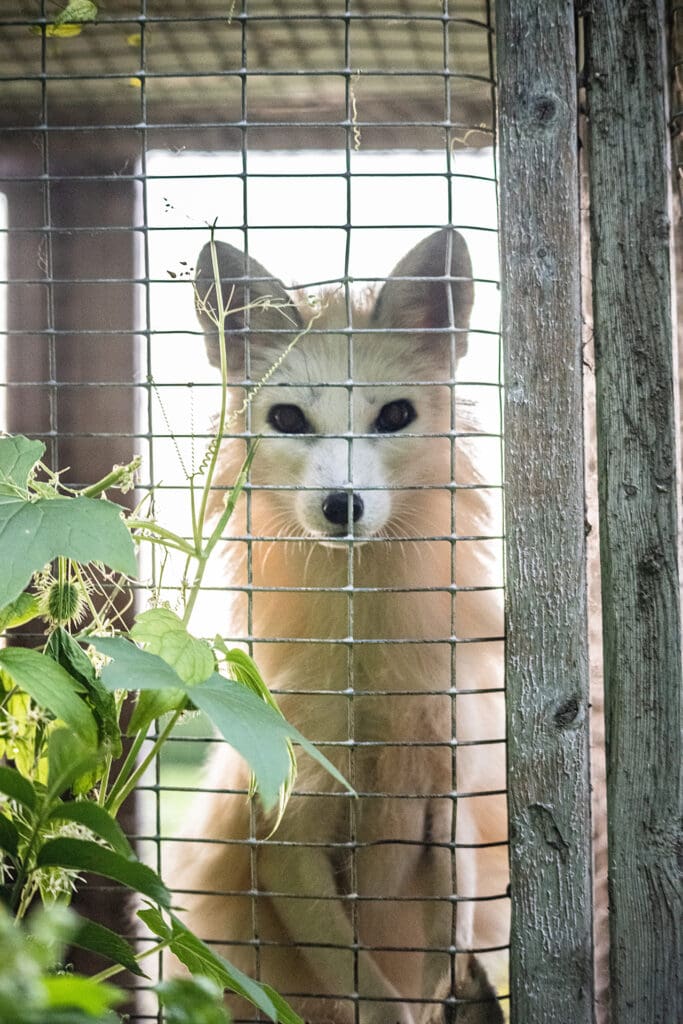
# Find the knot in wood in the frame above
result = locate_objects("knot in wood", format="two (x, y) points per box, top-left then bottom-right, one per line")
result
(529, 92), (560, 128)
(554, 696), (580, 728)
(638, 549), (663, 577)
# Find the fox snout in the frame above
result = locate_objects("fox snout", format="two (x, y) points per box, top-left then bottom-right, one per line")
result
(321, 491), (364, 527)
(299, 482), (384, 542)
(290, 439), (393, 541)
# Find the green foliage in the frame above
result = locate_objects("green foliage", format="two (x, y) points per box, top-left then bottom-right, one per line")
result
(0, 234), (343, 1021)
(0, 902), (123, 1023)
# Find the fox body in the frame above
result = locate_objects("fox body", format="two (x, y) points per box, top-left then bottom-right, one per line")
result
(168, 230), (507, 1023)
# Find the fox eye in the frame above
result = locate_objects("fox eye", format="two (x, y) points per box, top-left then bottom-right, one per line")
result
(375, 399), (416, 433)
(267, 404), (311, 434)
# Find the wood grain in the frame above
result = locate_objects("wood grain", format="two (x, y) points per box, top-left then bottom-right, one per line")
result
(586, 2), (682, 1021)
(496, 3), (595, 1021)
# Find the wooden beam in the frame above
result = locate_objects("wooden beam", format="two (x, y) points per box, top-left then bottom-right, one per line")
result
(496, 3), (595, 1020)
(585, 3), (682, 1021)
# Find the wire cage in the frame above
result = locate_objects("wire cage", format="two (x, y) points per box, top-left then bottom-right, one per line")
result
(1, 4), (681, 1024)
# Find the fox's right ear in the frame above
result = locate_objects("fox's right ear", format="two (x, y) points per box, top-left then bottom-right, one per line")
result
(194, 241), (303, 374)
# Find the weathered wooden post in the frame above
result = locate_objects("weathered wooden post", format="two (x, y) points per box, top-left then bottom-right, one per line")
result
(496, 2), (595, 1021)
(585, 3), (682, 1021)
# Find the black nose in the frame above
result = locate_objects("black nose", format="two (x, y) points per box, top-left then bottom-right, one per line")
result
(322, 491), (364, 526)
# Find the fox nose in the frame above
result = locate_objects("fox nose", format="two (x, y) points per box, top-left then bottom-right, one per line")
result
(322, 491), (364, 526)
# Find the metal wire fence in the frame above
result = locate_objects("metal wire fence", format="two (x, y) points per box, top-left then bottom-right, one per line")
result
(2, 5), (507, 1022)
(1, 3), (680, 1024)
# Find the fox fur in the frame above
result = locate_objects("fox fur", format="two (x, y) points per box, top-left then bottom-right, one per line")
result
(166, 229), (508, 1023)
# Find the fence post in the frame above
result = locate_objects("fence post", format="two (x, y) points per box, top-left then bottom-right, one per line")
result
(496, 3), (595, 1021)
(585, 3), (683, 1021)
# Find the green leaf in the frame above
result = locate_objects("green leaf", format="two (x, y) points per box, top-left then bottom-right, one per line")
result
(47, 729), (99, 798)
(48, 801), (133, 859)
(0, 495), (137, 609)
(72, 917), (145, 978)
(127, 687), (187, 737)
(155, 977), (231, 1024)
(95, 640), (288, 807)
(188, 677), (293, 811)
(0, 814), (19, 860)
(0, 764), (37, 810)
(93, 636), (188, 692)
(0, 593), (41, 632)
(190, 674), (351, 811)
(0, 435), (44, 495)
(37, 838), (171, 907)
(54, 1), (98, 26)
(131, 608), (214, 685)
(42, 973), (122, 1014)
(167, 912), (289, 1023)
(137, 905), (172, 941)
(258, 984), (309, 1024)
(94, 640), (350, 810)
(220, 645), (278, 705)
(0, 648), (98, 749)
(141, 907), (301, 1023)
(47, 629), (121, 760)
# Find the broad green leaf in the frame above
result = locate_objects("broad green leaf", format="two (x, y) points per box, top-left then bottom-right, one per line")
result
(48, 629), (121, 759)
(48, 801), (133, 859)
(0, 814), (19, 860)
(258, 984), (310, 1024)
(54, 1), (98, 26)
(47, 729), (99, 799)
(219, 644), (279, 710)
(93, 636), (188, 692)
(0, 593), (40, 632)
(155, 977), (231, 1024)
(96, 640), (287, 807)
(94, 636), (190, 734)
(0, 648), (98, 749)
(37, 838), (171, 907)
(190, 674), (351, 811)
(167, 912), (286, 1023)
(0, 764), (37, 810)
(0, 435), (44, 494)
(127, 687), (187, 737)
(137, 905), (172, 941)
(43, 974), (123, 1014)
(94, 641), (350, 810)
(0, 495), (137, 608)
(188, 676), (293, 810)
(131, 608), (214, 684)
(72, 917), (145, 978)
(141, 909), (301, 1023)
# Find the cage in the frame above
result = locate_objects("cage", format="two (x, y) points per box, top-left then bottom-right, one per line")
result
(0, 4), (680, 1024)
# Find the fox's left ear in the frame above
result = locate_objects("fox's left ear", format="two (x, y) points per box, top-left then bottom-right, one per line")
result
(370, 227), (474, 361)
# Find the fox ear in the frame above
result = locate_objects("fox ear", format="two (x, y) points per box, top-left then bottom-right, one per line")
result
(370, 228), (474, 361)
(194, 241), (303, 373)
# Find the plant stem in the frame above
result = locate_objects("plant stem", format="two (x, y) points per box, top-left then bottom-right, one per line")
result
(90, 938), (170, 984)
(106, 708), (185, 817)
(80, 457), (142, 499)
(191, 233), (232, 566)
(103, 729), (148, 814)
(127, 519), (198, 557)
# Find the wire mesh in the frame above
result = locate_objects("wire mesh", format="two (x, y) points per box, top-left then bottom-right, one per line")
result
(1, 3), (507, 1022)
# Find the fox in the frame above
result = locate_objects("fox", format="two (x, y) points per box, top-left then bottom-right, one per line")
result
(166, 228), (508, 1024)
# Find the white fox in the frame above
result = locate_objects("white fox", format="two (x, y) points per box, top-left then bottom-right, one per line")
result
(167, 228), (508, 1023)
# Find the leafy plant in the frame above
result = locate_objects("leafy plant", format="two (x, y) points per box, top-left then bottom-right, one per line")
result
(0, 236), (349, 1022)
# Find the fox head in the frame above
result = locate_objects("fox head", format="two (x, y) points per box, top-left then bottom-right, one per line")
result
(194, 228), (474, 543)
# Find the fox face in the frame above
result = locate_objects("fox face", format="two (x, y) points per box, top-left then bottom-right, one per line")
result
(194, 228), (474, 544)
